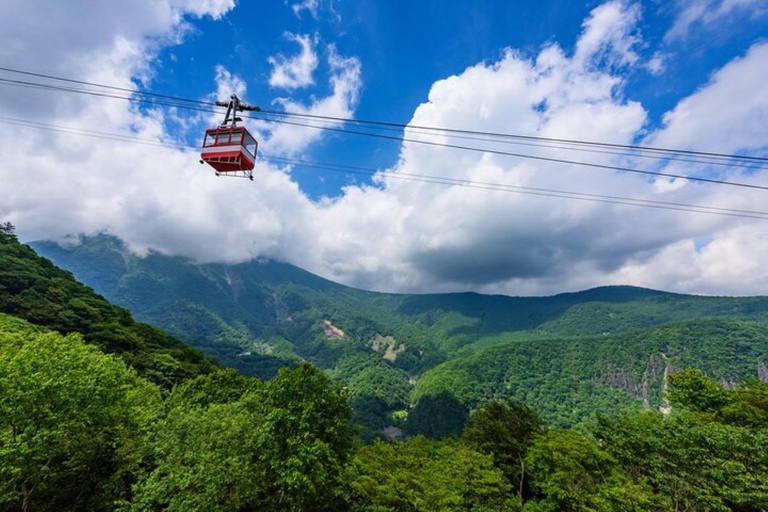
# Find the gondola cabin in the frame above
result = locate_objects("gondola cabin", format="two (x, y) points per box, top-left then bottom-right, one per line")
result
(200, 126), (258, 177)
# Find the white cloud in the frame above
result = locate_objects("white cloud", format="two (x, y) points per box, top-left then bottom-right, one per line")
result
(263, 44), (362, 155)
(647, 42), (768, 154)
(291, 0), (319, 19)
(665, 0), (768, 41)
(0, 0), (235, 123)
(2, 0), (767, 298)
(612, 225), (768, 295)
(214, 65), (247, 99)
(646, 52), (667, 75)
(177, 0), (235, 19)
(574, 1), (642, 68)
(267, 33), (319, 90)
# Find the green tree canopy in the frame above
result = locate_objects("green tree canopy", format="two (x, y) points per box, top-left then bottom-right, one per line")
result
(524, 430), (664, 511)
(133, 362), (355, 511)
(166, 367), (260, 409)
(405, 391), (468, 440)
(0, 234), (214, 387)
(667, 368), (732, 413)
(463, 399), (543, 500)
(597, 390), (768, 510)
(0, 315), (161, 511)
(350, 437), (519, 511)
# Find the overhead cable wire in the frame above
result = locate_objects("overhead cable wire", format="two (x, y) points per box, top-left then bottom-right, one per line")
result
(3, 77), (767, 193)
(1, 65), (766, 164)
(247, 113), (768, 192)
(3, 116), (766, 221)
(4, 73), (768, 178)
(3, 72), (768, 195)
(6, 73), (762, 172)
(256, 109), (768, 164)
(253, 110), (765, 171)
(0, 66), (218, 107)
(261, 155), (768, 219)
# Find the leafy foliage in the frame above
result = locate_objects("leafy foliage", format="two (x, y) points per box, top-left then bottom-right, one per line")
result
(349, 437), (519, 511)
(525, 430), (665, 511)
(133, 363), (355, 511)
(667, 367), (732, 413)
(594, 370), (768, 511)
(405, 391), (469, 439)
(413, 319), (768, 429)
(2, 307), (768, 510)
(0, 314), (162, 511)
(462, 400), (543, 499)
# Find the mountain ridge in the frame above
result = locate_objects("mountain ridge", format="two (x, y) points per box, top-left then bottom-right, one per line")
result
(31, 234), (768, 434)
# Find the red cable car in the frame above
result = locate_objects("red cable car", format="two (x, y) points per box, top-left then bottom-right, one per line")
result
(200, 94), (260, 181)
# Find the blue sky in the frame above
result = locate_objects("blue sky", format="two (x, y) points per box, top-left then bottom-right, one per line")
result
(146, 0), (767, 199)
(1, 0), (767, 296)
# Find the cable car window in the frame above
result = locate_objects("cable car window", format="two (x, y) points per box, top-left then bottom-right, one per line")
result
(204, 133), (216, 147)
(243, 132), (257, 157)
(216, 132), (230, 145)
(231, 131), (243, 144)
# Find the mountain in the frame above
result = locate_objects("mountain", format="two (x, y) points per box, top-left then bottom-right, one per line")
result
(0, 229), (214, 387)
(32, 234), (768, 432)
(413, 318), (768, 429)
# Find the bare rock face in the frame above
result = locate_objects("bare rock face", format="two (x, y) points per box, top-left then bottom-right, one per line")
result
(383, 426), (403, 439)
(321, 320), (345, 340)
(371, 333), (405, 362)
(597, 352), (668, 408)
(759, 361), (768, 383)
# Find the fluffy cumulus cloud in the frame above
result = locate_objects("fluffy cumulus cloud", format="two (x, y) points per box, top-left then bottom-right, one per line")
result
(267, 33), (320, 89)
(262, 44), (362, 155)
(648, 42), (768, 153)
(2, 0), (767, 297)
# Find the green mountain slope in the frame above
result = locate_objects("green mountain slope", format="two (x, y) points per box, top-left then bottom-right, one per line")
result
(413, 318), (768, 429)
(0, 230), (214, 386)
(31, 234), (768, 430)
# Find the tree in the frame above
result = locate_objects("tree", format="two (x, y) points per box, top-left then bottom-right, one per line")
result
(524, 430), (658, 512)
(0, 319), (161, 511)
(667, 368), (731, 413)
(405, 391), (468, 440)
(133, 363), (355, 512)
(257, 362), (356, 511)
(130, 399), (264, 511)
(350, 437), (519, 511)
(595, 411), (768, 511)
(0, 234), (214, 386)
(720, 378), (768, 427)
(462, 400), (543, 501)
(0, 222), (16, 243)
(166, 367), (260, 409)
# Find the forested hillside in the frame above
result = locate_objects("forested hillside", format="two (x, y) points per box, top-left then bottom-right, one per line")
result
(413, 318), (768, 430)
(0, 227), (214, 386)
(33, 234), (768, 435)
(3, 227), (768, 510)
(2, 311), (768, 510)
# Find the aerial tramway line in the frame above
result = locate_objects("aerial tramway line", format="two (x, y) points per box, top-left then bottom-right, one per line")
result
(199, 94), (260, 180)
(1, 66), (767, 206)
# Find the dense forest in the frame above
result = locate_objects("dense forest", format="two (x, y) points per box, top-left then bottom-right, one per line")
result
(4, 227), (768, 510)
(33, 234), (768, 437)
(2, 312), (768, 510)
(0, 228), (214, 387)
